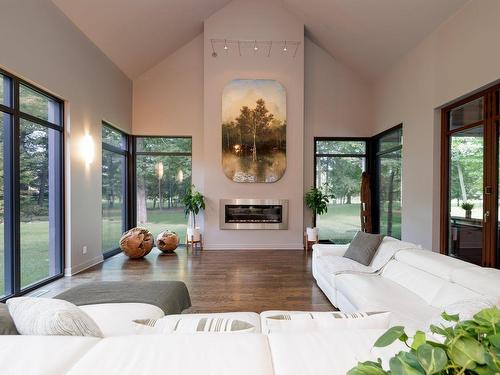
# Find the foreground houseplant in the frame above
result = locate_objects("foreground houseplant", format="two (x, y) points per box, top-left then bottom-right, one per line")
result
(348, 307), (500, 375)
(304, 186), (330, 241)
(181, 185), (205, 241)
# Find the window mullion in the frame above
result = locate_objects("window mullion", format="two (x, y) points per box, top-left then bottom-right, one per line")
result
(6, 79), (22, 295)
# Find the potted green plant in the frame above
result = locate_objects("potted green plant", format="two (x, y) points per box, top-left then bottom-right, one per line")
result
(304, 186), (330, 241)
(181, 185), (205, 241)
(461, 202), (474, 219)
(348, 307), (500, 375)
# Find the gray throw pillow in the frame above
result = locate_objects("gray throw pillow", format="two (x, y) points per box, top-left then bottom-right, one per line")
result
(343, 232), (383, 266)
(0, 303), (19, 335)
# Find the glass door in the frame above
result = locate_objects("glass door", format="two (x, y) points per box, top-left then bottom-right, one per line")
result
(442, 88), (500, 268)
(448, 126), (484, 265)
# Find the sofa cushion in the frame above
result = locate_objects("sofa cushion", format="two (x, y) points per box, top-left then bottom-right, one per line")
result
(268, 329), (406, 375)
(381, 260), (447, 304)
(395, 249), (473, 281)
(0, 335), (99, 375)
(343, 232), (383, 265)
(370, 237), (421, 271)
(334, 273), (439, 329)
(429, 283), (482, 309)
(315, 255), (373, 281)
(79, 303), (164, 337)
(427, 298), (495, 328)
(0, 303), (18, 335)
(451, 267), (500, 299)
(7, 297), (103, 337)
(67, 334), (274, 375)
(312, 244), (349, 258)
(260, 311), (390, 334)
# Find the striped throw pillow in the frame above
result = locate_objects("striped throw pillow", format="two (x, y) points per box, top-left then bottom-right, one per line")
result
(262, 311), (391, 333)
(267, 311), (383, 320)
(6, 297), (103, 337)
(134, 316), (255, 334)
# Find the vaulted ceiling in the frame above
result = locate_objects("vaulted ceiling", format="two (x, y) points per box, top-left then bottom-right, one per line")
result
(52, 0), (468, 81)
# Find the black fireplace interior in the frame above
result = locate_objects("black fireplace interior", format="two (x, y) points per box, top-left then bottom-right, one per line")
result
(225, 205), (283, 223)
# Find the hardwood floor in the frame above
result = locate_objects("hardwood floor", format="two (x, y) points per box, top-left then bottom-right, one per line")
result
(39, 248), (334, 313)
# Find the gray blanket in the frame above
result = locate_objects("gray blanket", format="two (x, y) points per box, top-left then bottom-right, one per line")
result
(54, 281), (191, 315)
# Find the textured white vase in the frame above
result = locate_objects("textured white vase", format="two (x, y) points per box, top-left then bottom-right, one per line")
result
(306, 227), (319, 241)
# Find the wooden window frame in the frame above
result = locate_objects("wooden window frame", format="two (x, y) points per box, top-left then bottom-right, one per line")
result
(440, 83), (500, 268)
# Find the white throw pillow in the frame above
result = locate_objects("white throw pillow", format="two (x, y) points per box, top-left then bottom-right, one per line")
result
(262, 311), (391, 334)
(427, 298), (496, 328)
(133, 315), (256, 334)
(7, 297), (103, 337)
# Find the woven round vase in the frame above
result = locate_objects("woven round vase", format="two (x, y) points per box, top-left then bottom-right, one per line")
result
(156, 230), (179, 253)
(119, 227), (154, 258)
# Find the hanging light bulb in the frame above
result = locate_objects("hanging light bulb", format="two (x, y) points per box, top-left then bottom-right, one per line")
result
(253, 40), (258, 51)
(223, 39), (228, 51)
(283, 41), (287, 52)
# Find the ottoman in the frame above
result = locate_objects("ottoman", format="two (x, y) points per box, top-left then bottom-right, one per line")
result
(54, 281), (191, 336)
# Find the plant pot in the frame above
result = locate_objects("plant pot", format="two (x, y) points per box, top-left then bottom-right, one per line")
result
(465, 210), (472, 219)
(306, 227), (319, 242)
(187, 227), (201, 242)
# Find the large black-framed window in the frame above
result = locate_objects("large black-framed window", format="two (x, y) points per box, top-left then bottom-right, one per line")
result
(314, 138), (368, 243)
(134, 137), (192, 242)
(101, 122), (129, 258)
(0, 69), (64, 299)
(372, 125), (403, 239)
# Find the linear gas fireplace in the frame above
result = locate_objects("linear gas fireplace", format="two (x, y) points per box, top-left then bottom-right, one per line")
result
(220, 199), (288, 230)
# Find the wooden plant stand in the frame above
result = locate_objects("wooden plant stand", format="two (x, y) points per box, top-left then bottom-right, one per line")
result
(186, 233), (203, 252)
(303, 233), (318, 255)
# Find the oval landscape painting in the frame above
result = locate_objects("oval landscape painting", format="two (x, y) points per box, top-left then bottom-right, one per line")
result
(222, 79), (286, 183)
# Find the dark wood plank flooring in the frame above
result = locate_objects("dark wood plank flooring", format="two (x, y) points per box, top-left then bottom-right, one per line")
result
(40, 248), (334, 313)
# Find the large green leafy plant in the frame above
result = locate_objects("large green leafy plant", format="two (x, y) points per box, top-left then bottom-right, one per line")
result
(348, 307), (500, 375)
(181, 185), (205, 228)
(305, 187), (330, 225)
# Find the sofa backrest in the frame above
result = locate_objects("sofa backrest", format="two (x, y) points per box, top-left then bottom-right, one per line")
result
(381, 247), (499, 308)
(451, 267), (500, 299)
(370, 237), (421, 271)
(381, 260), (448, 304)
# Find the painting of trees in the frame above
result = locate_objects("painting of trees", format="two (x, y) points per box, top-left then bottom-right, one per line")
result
(222, 79), (286, 183)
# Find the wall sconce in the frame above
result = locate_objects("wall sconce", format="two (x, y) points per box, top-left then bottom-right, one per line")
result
(177, 169), (184, 183)
(155, 162), (164, 180)
(80, 134), (95, 165)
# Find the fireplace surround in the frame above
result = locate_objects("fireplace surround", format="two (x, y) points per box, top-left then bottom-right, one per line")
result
(220, 199), (289, 230)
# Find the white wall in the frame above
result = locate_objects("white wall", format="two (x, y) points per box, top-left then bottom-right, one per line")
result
(373, 0), (500, 250)
(202, 0), (304, 249)
(133, 34), (204, 191)
(132, 6), (374, 249)
(304, 39), (373, 227)
(0, 0), (132, 274)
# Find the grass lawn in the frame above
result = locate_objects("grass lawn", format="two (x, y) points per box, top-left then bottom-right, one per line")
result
(0, 221), (53, 296)
(317, 203), (401, 243)
(317, 204), (362, 243)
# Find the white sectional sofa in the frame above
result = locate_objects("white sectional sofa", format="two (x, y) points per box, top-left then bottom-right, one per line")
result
(312, 236), (500, 329)
(0, 327), (402, 375)
(1, 236), (499, 374)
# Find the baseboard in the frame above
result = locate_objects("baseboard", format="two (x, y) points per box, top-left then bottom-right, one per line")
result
(64, 254), (104, 276)
(202, 243), (304, 250)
